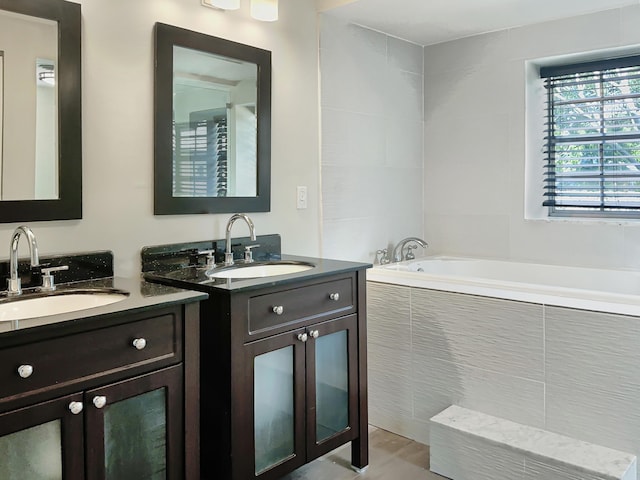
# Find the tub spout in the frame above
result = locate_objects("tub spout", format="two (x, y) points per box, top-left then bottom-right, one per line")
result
(392, 237), (428, 263)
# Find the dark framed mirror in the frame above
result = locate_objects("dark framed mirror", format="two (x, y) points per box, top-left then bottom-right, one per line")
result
(154, 23), (271, 215)
(0, 0), (82, 222)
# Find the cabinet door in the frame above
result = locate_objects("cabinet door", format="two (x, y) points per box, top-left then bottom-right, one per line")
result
(306, 314), (359, 459)
(84, 365), (183, 480)
(239, 329), (307, 479)
(0, 393), (84, 480)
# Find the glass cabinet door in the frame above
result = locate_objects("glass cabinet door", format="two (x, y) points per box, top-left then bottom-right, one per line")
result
(307, 315), (359, 459)
(0, 393), (84, 480)
(239, 315), (359, 479)
(85, 365), (183, 480)
(254, 345), (295, 474)
(315, 329), (349, 442)
(240, 330), (306, 479)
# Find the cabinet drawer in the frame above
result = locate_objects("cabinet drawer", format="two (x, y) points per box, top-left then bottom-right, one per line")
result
(0, 313), (181, 401)
(247, 276), (355, 337)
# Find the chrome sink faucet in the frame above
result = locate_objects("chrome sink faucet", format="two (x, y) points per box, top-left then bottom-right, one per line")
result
(7, 226), (40, 296)
(392, 237), (428, 263)
(225, 213), (257, 266)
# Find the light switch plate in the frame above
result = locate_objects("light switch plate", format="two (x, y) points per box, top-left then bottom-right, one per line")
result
(297, 186), (308, 209)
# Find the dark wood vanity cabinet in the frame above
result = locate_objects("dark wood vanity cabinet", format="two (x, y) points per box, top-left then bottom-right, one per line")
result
(0, 302), (200, 480)
(199, 270), (369, 480)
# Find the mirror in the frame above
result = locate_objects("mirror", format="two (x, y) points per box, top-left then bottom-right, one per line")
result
(154, 23), (271, 215)
(0, 0), (81, 222)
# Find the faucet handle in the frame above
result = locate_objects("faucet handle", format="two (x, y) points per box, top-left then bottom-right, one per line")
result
(40, 265), (69, 292)
(197, 249), (216, 267)
(377, 249), (390, 265)
(244, 244), (260, 263)
(405, 244), (418, 261)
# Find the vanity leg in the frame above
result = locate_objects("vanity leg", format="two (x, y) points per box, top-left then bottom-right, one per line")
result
(351, 434), (369, 472)
(352, 270), (369, 472)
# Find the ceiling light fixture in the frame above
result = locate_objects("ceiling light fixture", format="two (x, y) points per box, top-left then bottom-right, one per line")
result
(201, 0), (240, 10)
(250, 0), (278, 22)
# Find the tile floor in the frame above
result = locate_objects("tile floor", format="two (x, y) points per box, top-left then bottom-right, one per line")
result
(279, 426), (447, 480)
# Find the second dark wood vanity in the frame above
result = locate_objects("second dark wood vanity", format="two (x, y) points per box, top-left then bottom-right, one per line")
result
(143, 238), (370, 480)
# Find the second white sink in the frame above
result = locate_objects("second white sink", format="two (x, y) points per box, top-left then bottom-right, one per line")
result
(206, 262), (315, 279)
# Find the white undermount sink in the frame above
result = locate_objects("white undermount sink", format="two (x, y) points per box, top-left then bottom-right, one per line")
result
(206, 262), (315, 279)
(0, 289), (129, 322)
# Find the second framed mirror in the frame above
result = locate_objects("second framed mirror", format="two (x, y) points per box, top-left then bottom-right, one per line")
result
(154, 23), (272, 215)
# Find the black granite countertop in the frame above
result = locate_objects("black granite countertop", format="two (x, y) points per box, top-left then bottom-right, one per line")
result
(143, 254), (372, 294)
(0, 276), (207, 337)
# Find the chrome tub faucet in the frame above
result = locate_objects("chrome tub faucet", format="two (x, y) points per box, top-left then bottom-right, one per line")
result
(392, 237), (428, 263)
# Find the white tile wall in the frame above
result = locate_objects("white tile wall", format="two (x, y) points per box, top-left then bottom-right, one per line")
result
(413, 357), (545, 433)
(319, 14), (424, 264)
(320, 4), (640, 269)
(422, 5), (640, 269)
(546, 307), (640, 456)
(366, 283), (415, 438)
(411, 290), (544, 380)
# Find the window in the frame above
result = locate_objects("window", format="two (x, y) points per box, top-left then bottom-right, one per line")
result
(172, 110), (228, 198)
(541, 55), (640, 217)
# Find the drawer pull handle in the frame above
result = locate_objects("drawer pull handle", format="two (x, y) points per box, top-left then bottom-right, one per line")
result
(17, 364), (33, 379)
(132, 338), (147, 350)
(272, 305), (284, 315)
(297, 332), (308, 342)
(93, 396), (107, 409)
(309, 330), (319, 339)
(329, 293), (340, 301)
(69, 401), (84, 415)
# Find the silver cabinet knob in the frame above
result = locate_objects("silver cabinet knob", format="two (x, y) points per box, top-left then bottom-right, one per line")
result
(309, 330), (319, 339)
(272, 305), (284, 315)
(92, 396), (107, 409)
(297, 332), (308, 342)
(17, 364), (34, 378)
(68, 401), (83, 415)
(132, 338), (147, 350)
(329, 293), (340, 301)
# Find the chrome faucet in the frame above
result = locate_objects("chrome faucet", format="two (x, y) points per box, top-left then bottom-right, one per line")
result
(7, 226), (40, 296)
(225, 213), (257, 266)
(392, 237), (428, 263)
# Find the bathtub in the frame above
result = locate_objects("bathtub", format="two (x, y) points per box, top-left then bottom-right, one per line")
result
(366, 256), (640, 316)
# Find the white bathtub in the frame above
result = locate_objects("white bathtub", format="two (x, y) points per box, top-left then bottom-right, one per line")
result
(366, 256), (640, 316)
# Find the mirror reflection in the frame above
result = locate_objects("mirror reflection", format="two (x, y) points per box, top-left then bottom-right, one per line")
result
(0, 10), (58, 201)
(173, 46), (257, 198)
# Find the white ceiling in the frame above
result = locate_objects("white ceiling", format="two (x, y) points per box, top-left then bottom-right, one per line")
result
(320, 0), (640, 46)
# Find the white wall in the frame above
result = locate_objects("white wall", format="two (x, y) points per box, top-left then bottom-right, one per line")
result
(319, 14), (425, 264)
(424, 5), (640, 270)
(0, 0), (320, 277)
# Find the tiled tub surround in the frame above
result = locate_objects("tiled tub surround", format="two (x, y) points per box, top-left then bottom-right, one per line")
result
(366, 258), (640, 475)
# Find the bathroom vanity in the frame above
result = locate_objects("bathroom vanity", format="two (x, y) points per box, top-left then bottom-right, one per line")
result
(142, 237), (371, 480)
(0, 252), (206, 479)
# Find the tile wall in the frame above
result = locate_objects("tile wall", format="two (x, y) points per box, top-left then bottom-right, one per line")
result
(319, 14), (425, 264)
